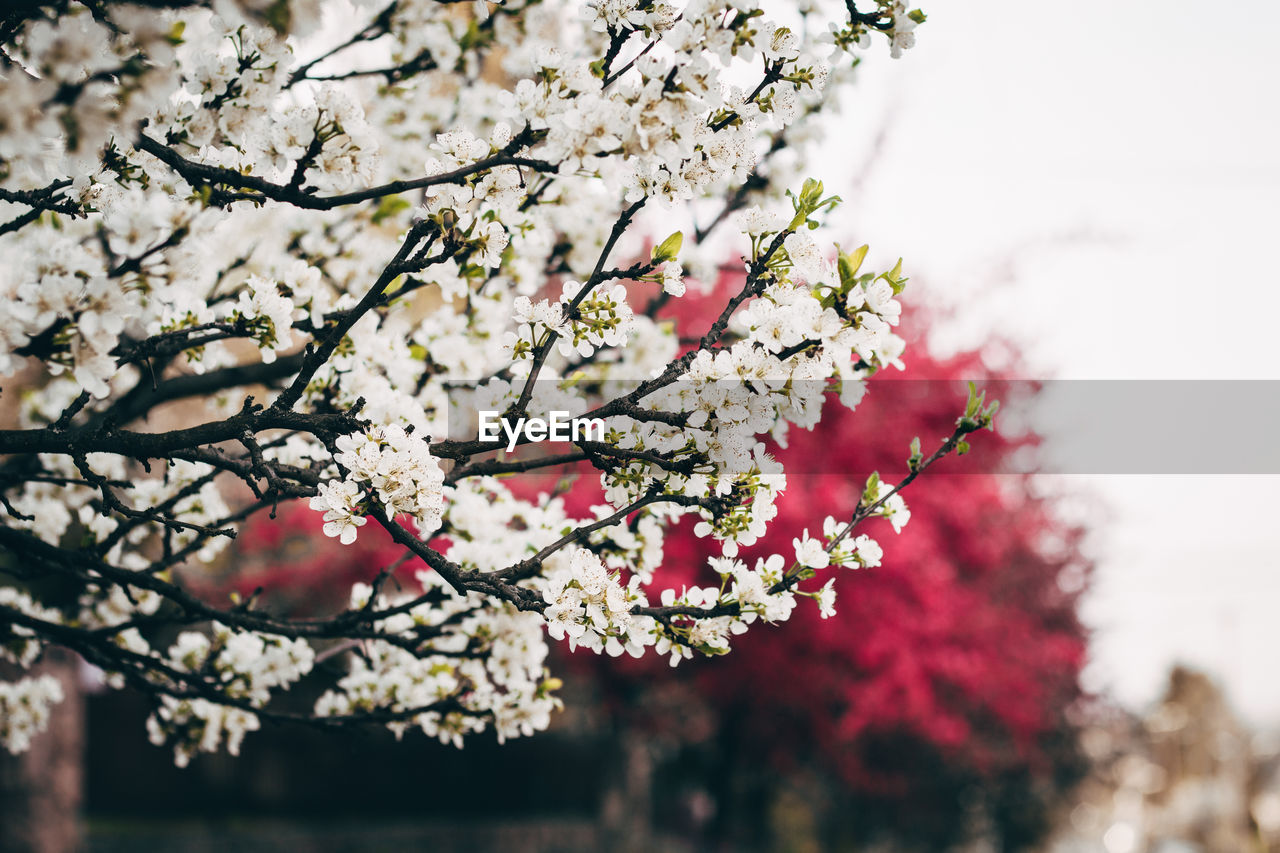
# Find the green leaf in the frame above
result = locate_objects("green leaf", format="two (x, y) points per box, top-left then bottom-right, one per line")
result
(907, 436), (922, 472)
(651, 230), (683, 264)
(837, 244), (869, 287)
(458, 18), (483, 52)
(965, 381), (984, 418)
(787, 178), (841, 230)
(983, 399), (1001, 430)
(862, 471), (881, 505)
(881, 257), (908, 293)
(371, 195), (411, 225)
(264, 0), (291, 34)
(799, 177), (823, 209)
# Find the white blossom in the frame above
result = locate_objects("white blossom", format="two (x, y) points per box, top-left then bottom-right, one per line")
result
(793, 528), (831, 569)
(0, 675), (65, 754)
(0, 0), (948, 764)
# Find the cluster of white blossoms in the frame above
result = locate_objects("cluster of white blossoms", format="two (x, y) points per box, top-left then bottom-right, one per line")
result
(1, 588), (63, 669)
(231, 275), (301, 365)
(0, 674), (65, 754)
(0, 0), (967, 765)
(0, 242), (140, 398)
(542, 549), (648, 654)
(310, 424), (446, 543)
(505, 279), (638, 363)
(144, 624), (314, 766)
(314, 570), (561, 746)
(146, 696), (261, 769)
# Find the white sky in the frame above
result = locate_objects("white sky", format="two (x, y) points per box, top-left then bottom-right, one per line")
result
(824, 1), (1280, 721)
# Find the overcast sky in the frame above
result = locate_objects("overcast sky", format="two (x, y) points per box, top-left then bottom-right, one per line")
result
(823, 1), (1280, 721)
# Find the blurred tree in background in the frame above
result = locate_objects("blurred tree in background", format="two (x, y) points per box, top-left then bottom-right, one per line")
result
(556, 283), (1093, 850)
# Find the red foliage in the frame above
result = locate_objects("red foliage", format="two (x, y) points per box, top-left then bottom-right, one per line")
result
(193, 503), (425, 616)
(553, 280), (1091, 802)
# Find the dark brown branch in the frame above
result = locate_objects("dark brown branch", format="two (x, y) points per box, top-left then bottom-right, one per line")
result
(508, 199), (648, 417)
(0, 403), (363, 457)
(136, 130), (554, 211)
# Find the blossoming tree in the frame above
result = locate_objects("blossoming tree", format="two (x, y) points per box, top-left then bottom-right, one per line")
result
(0, 0), (997, 765)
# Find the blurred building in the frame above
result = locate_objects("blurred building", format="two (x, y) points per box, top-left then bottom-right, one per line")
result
(1048, 666), (1280, 853)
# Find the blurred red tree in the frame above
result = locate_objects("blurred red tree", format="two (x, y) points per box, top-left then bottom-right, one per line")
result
(545, 282), (1092, 848)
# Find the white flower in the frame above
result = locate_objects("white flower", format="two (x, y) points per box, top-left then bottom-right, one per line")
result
(852, 534), (883, 567)
(660, 263), (686, 297)
(0, 675), (64, 754)
(234, 276), (298, 364)
(815, 578), (836, 619)
(474, 221), (509, 268)
(863, 278), (902, 326)
(793, 529), (830, 569)
(541, 549), (640, 653)
(885, 495), (911, 533)
(839, 378), (867, 411)
(736, 205), (784, 237)
(310, 480), (367, 545)
(865, 480), (912, 533)
(322, 426), (447, 537)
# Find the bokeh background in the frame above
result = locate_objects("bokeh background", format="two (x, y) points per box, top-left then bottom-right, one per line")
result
(821, 0), (1280, 725)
